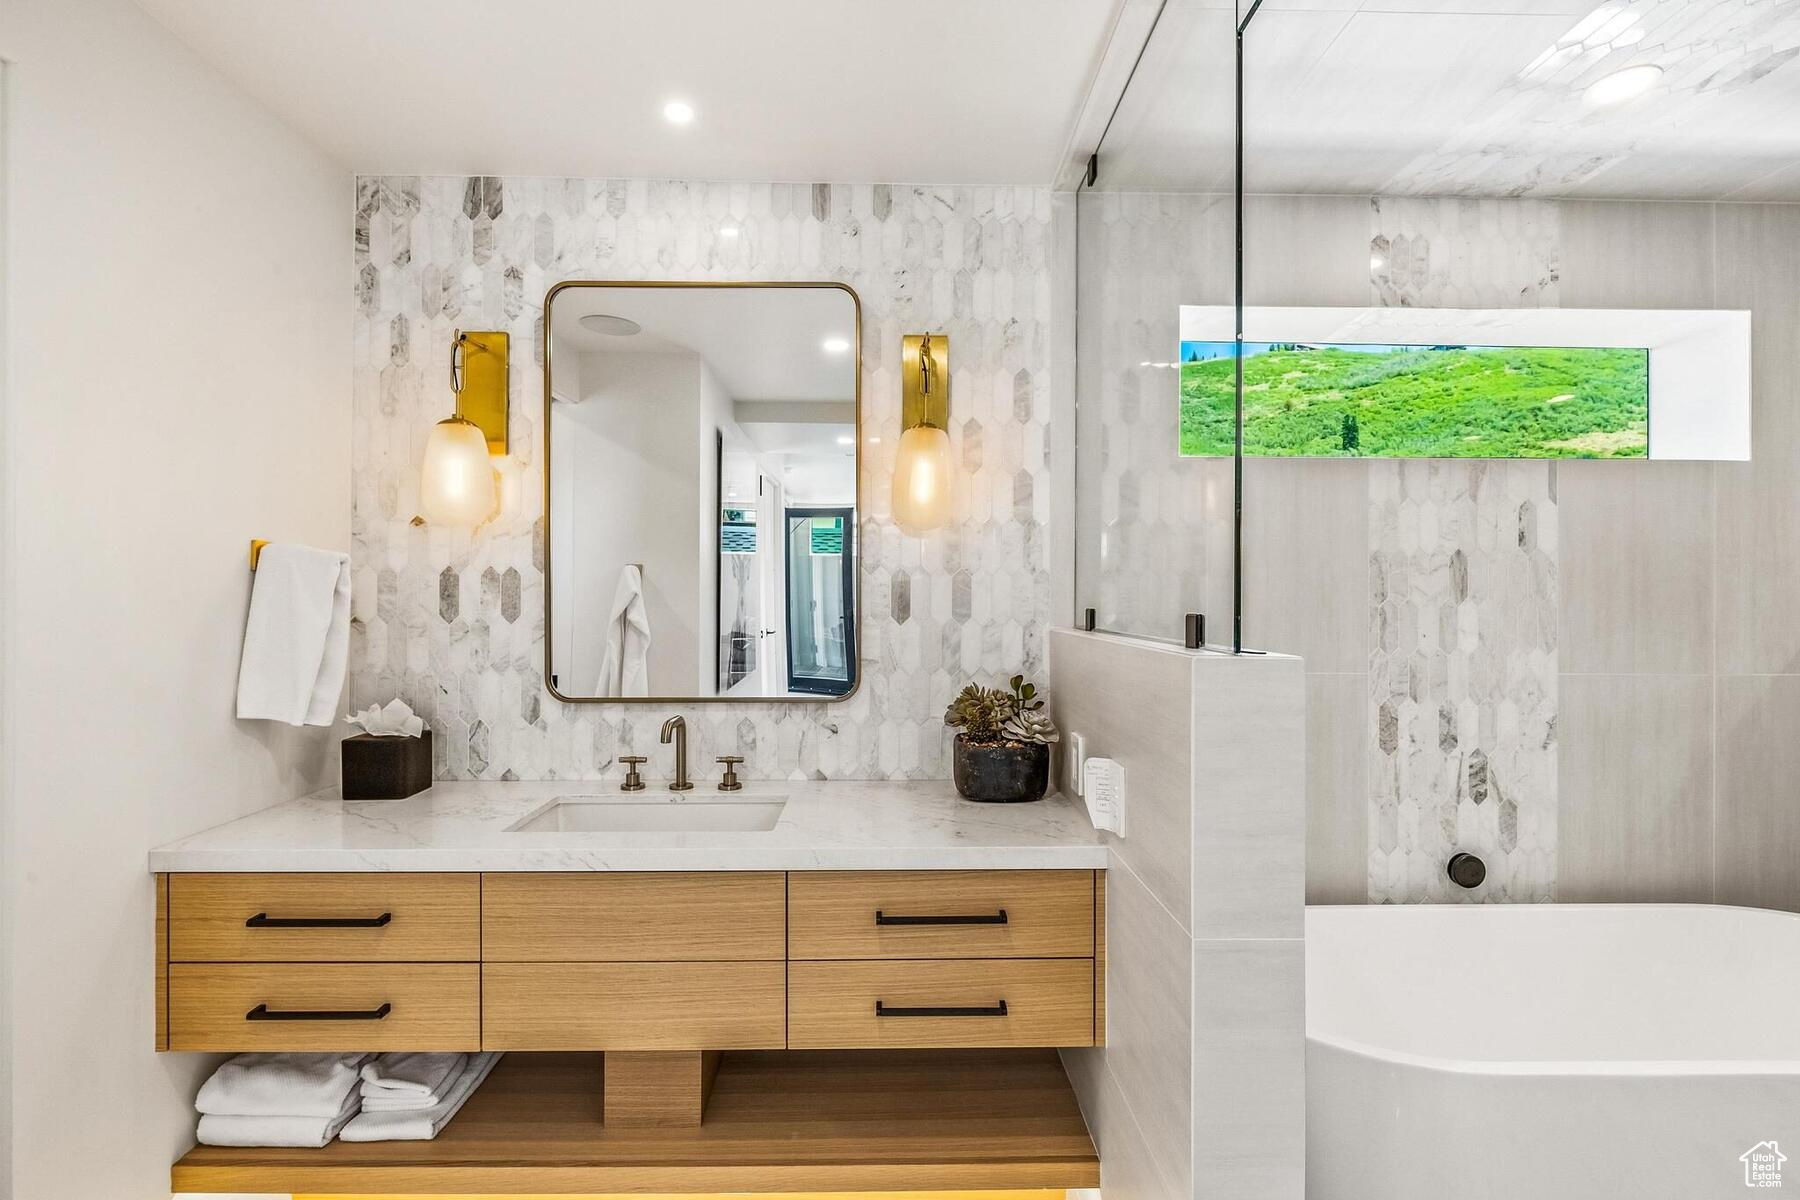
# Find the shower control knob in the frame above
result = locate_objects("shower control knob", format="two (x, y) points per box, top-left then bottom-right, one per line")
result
(1447, 852), (1486, 889)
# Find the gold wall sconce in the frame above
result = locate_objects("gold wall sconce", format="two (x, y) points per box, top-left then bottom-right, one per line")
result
(891, 332), (953, 536)
(420, 330), (510, 525)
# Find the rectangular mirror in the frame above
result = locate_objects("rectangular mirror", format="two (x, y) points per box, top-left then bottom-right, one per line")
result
(545, 282), (861, 703)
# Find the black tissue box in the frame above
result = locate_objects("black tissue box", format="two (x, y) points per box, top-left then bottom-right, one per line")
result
(341, 730), (433, 801)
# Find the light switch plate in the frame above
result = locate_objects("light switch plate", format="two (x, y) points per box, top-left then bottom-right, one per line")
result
(1066, 731), (1086, 796)
(1082, 756), (1125, 836)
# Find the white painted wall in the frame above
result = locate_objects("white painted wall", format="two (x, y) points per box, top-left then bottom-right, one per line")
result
(2, 0), (351, 1195)
(558, 351), (702, 696)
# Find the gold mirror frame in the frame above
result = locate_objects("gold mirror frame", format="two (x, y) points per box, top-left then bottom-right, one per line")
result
(542, 280), (863, 705)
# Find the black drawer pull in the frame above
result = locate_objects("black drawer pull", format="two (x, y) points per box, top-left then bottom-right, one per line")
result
(874, 909), (1008, 926)
(245, 911), (393, 929)
(246, 1002), (392, 1022)
(876, 1000), (1009, 1018)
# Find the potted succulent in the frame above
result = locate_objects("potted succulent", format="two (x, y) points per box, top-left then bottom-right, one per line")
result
(944, 674), (1060, 803)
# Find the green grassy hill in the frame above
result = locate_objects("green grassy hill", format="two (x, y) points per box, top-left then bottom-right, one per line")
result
(1180, 345), (1649, 459)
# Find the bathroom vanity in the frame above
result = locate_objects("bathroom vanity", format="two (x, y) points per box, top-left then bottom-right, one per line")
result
(150, 780), (1107, 1193)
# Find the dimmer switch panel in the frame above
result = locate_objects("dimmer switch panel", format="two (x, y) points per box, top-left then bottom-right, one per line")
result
(1082, 757), (1125, 836)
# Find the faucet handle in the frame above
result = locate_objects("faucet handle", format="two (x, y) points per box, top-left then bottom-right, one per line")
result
(619, 756), (647, 792)
(716, 755), (745, 792)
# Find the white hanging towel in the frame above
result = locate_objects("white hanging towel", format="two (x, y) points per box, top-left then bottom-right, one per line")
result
(594, 564), (651, 697)
(235, 544), (353, 726)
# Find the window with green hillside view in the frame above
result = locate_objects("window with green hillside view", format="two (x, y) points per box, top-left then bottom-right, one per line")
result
(1179, 342), (1649, 459)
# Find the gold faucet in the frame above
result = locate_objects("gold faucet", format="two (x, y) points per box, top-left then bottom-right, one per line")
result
(659, 715), (694, 792)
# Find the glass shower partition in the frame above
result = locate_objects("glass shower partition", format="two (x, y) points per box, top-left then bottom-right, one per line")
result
(1073, 0), (1250, 651)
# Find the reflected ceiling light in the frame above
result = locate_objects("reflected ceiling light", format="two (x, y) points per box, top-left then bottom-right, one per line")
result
(1583, 63), (1663, 108)
(822, 336), (851, 354)
(579, 314), (642, 336)
(719, 224), (740, 238)
(663, 99), (695, 126)
(835, 435), (855, 446)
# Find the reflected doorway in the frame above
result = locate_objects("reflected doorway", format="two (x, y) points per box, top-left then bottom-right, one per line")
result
(784, 507), (855, 696)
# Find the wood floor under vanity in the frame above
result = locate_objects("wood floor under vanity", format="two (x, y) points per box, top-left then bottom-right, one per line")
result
(158, 867), (1105, 1194)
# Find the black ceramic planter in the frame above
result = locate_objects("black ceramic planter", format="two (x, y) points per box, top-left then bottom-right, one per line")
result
(952, 735), (1051, 803)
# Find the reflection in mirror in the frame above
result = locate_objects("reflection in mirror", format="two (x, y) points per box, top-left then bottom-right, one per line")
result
(546, 283), (859, 702)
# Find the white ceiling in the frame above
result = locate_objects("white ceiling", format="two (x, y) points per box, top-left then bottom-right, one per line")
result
(131, 0), (1126, 184)
(1096, 0), (1800, 200)
(550, 285), (856, 403)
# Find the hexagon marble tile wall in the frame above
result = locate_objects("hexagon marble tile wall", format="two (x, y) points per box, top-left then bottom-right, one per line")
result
(350, 175), (1056, 781)
(1075, 191), (1564, 903)
(1366, 197), (1561, 904)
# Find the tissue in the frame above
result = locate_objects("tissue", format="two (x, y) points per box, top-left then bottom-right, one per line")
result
(345, 699), (425, 739)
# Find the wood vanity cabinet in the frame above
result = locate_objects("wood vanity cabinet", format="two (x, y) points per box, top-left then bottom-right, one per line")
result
(156, 868), (1105, 1054)
(161, 873), (481, 1052)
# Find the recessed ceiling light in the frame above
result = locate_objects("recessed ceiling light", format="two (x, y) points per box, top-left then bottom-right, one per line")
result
(1583, 63), (1662, 109)
(579, 314), (642, 336)
(663, 99), (695, 126)
(822, 337), (851, 354)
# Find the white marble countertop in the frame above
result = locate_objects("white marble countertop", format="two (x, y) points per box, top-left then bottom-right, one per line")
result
(147, 780), (1107, 873)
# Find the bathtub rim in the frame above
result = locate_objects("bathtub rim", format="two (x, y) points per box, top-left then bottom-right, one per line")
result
(1306, 901), (1800, 1078)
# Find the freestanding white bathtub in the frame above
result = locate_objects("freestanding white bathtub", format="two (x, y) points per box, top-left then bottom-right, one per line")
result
(1307, 904), (1800, 1200)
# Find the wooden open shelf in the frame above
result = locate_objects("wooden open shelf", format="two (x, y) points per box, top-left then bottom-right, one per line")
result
(172, 1050), (1099, 1195)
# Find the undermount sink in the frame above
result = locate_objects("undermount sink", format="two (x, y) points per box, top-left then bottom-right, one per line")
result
(508, 794), (788, 833)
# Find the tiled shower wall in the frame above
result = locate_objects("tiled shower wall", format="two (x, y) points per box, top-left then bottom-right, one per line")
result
(1077, 190), (1800, 911)
(350, 175), (1054, 781)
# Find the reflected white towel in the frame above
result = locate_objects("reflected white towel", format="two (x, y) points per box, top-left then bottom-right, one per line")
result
(359, 1052), (469, 1110)
(197, 1089), (360, 1148)
(340, 1052), (501, 1142)
(594, 564), (651, 697)
(196, 1052), (372, 1118)
(236, 543), (353, 726)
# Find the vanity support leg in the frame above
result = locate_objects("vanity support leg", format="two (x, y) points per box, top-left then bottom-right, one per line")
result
(601, 1050), (724, 1127)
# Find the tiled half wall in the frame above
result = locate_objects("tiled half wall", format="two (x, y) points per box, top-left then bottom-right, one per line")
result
(350, 176), (1055, 781)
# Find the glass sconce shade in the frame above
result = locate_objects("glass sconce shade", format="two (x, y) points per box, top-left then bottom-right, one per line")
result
(891, 424), (955, 536)
(420, 415), (498, 525)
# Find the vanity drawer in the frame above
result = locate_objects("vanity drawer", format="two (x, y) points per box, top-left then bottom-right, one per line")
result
(167, 963), (479, 1051)
(788, 959), (1094, 1049)
(482, 962), (786, 1050)
(482, 872), (785, 961)
(168, 873), (480, 962)
(787, 870), (1095, 960)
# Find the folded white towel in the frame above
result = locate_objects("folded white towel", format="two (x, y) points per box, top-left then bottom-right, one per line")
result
(340, 1052), (500, 1142)
(359, 1052), (469, 1109)
(236, 542), (353, 726)
(196, 1052), (371, 1118)
(197, 1089), (360, 1148)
